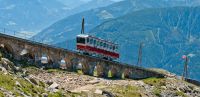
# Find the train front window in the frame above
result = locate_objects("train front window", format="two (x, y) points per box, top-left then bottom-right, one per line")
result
(77, 37), (85, 44)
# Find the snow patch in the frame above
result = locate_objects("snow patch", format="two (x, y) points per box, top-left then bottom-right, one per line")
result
(62, 6), (72, 10)
(97, 10), (114, 19)
(189, 35), (196, 43)
(6, 21), (16, 26)
(188, 53), (196, 58)
(58, 31), (65, 36)
(16, 31), (36, 38)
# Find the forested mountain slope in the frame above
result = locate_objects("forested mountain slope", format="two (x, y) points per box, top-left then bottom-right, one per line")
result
(35, 0), (191, 44)
(89, 6), (200, 81)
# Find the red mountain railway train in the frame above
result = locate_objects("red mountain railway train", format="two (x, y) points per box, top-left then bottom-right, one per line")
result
(76, 34), (119, 60)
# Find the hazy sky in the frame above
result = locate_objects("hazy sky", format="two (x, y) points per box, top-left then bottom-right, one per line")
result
(81, 0), (123, 2)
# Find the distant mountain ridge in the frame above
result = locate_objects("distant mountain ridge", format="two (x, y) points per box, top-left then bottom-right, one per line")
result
(57, 0), (85, 9)
(34, 0), (194, 44)
(66, 0), (114, 17)
(33, 0), (132, 43)
(35, 0), (182, 44)
(0, 0), (114, 36)
(0, 0), (69, 35)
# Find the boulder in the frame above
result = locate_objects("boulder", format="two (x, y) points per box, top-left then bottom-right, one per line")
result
(15, 81), (22, 87)
(87, 79), (100, 85)
(15, 66), (23, 72)
(49, 82), (59, 89)
(42, 93), (48, 97)
(102, 90), (114, 97)
(48, 82), (59, 92)
(21, 70), (29, 77)
(46, 80), (53, 85)
(94, 89), (103, 95)
(0, 52), (2, 59)
(161, 86), (167, 90)
(0, 66), (8, 74)
(29, 77), (38, 85)
(0, 58), (15, 72)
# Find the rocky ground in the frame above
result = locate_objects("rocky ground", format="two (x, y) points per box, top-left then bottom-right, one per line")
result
(0, 51), (200, 97)
(24, 67), (200, 97)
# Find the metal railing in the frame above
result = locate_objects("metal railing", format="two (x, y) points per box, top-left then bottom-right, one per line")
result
(0, 27), (82, 58)
(0, 27), (60, 48)
(0, 27), (37, 41)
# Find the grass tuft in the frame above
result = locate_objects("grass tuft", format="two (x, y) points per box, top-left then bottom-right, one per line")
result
(48, 91), (63, 97)
(143, 78), (166, 86)
(93, 69), (98, 76)
(108, 70), (112, 78)
(143, 78), (166, 97)
(105, 85), (141, 97)
(0, 71), (46, 96)
(175, 91), (187, 97)
(0, 91), (4, 97)
(153, 88), (161, 97)
(77, 70), (83, 75)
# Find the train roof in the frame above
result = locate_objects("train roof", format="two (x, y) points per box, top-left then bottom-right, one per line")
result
(77, 34), (89, 38)
(77, 34), (118, 46)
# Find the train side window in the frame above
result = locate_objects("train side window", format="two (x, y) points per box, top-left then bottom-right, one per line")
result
(115, 46), (118, 51)
(77, 37), (85, 44)
(103, 43), (106, 48)
(100, 42), (103, 47)
(97, 41), (99, 46)
(94, 40), (96, 45)
(99, 42), (101, 47)
(90, 39), (93, 44)
(87, 38), (89, 43)
(107, 44), (109, 50)
(110, 45), (112, 50)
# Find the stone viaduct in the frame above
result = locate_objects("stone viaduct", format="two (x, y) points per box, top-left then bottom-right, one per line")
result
(0, 33), (165, 79)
